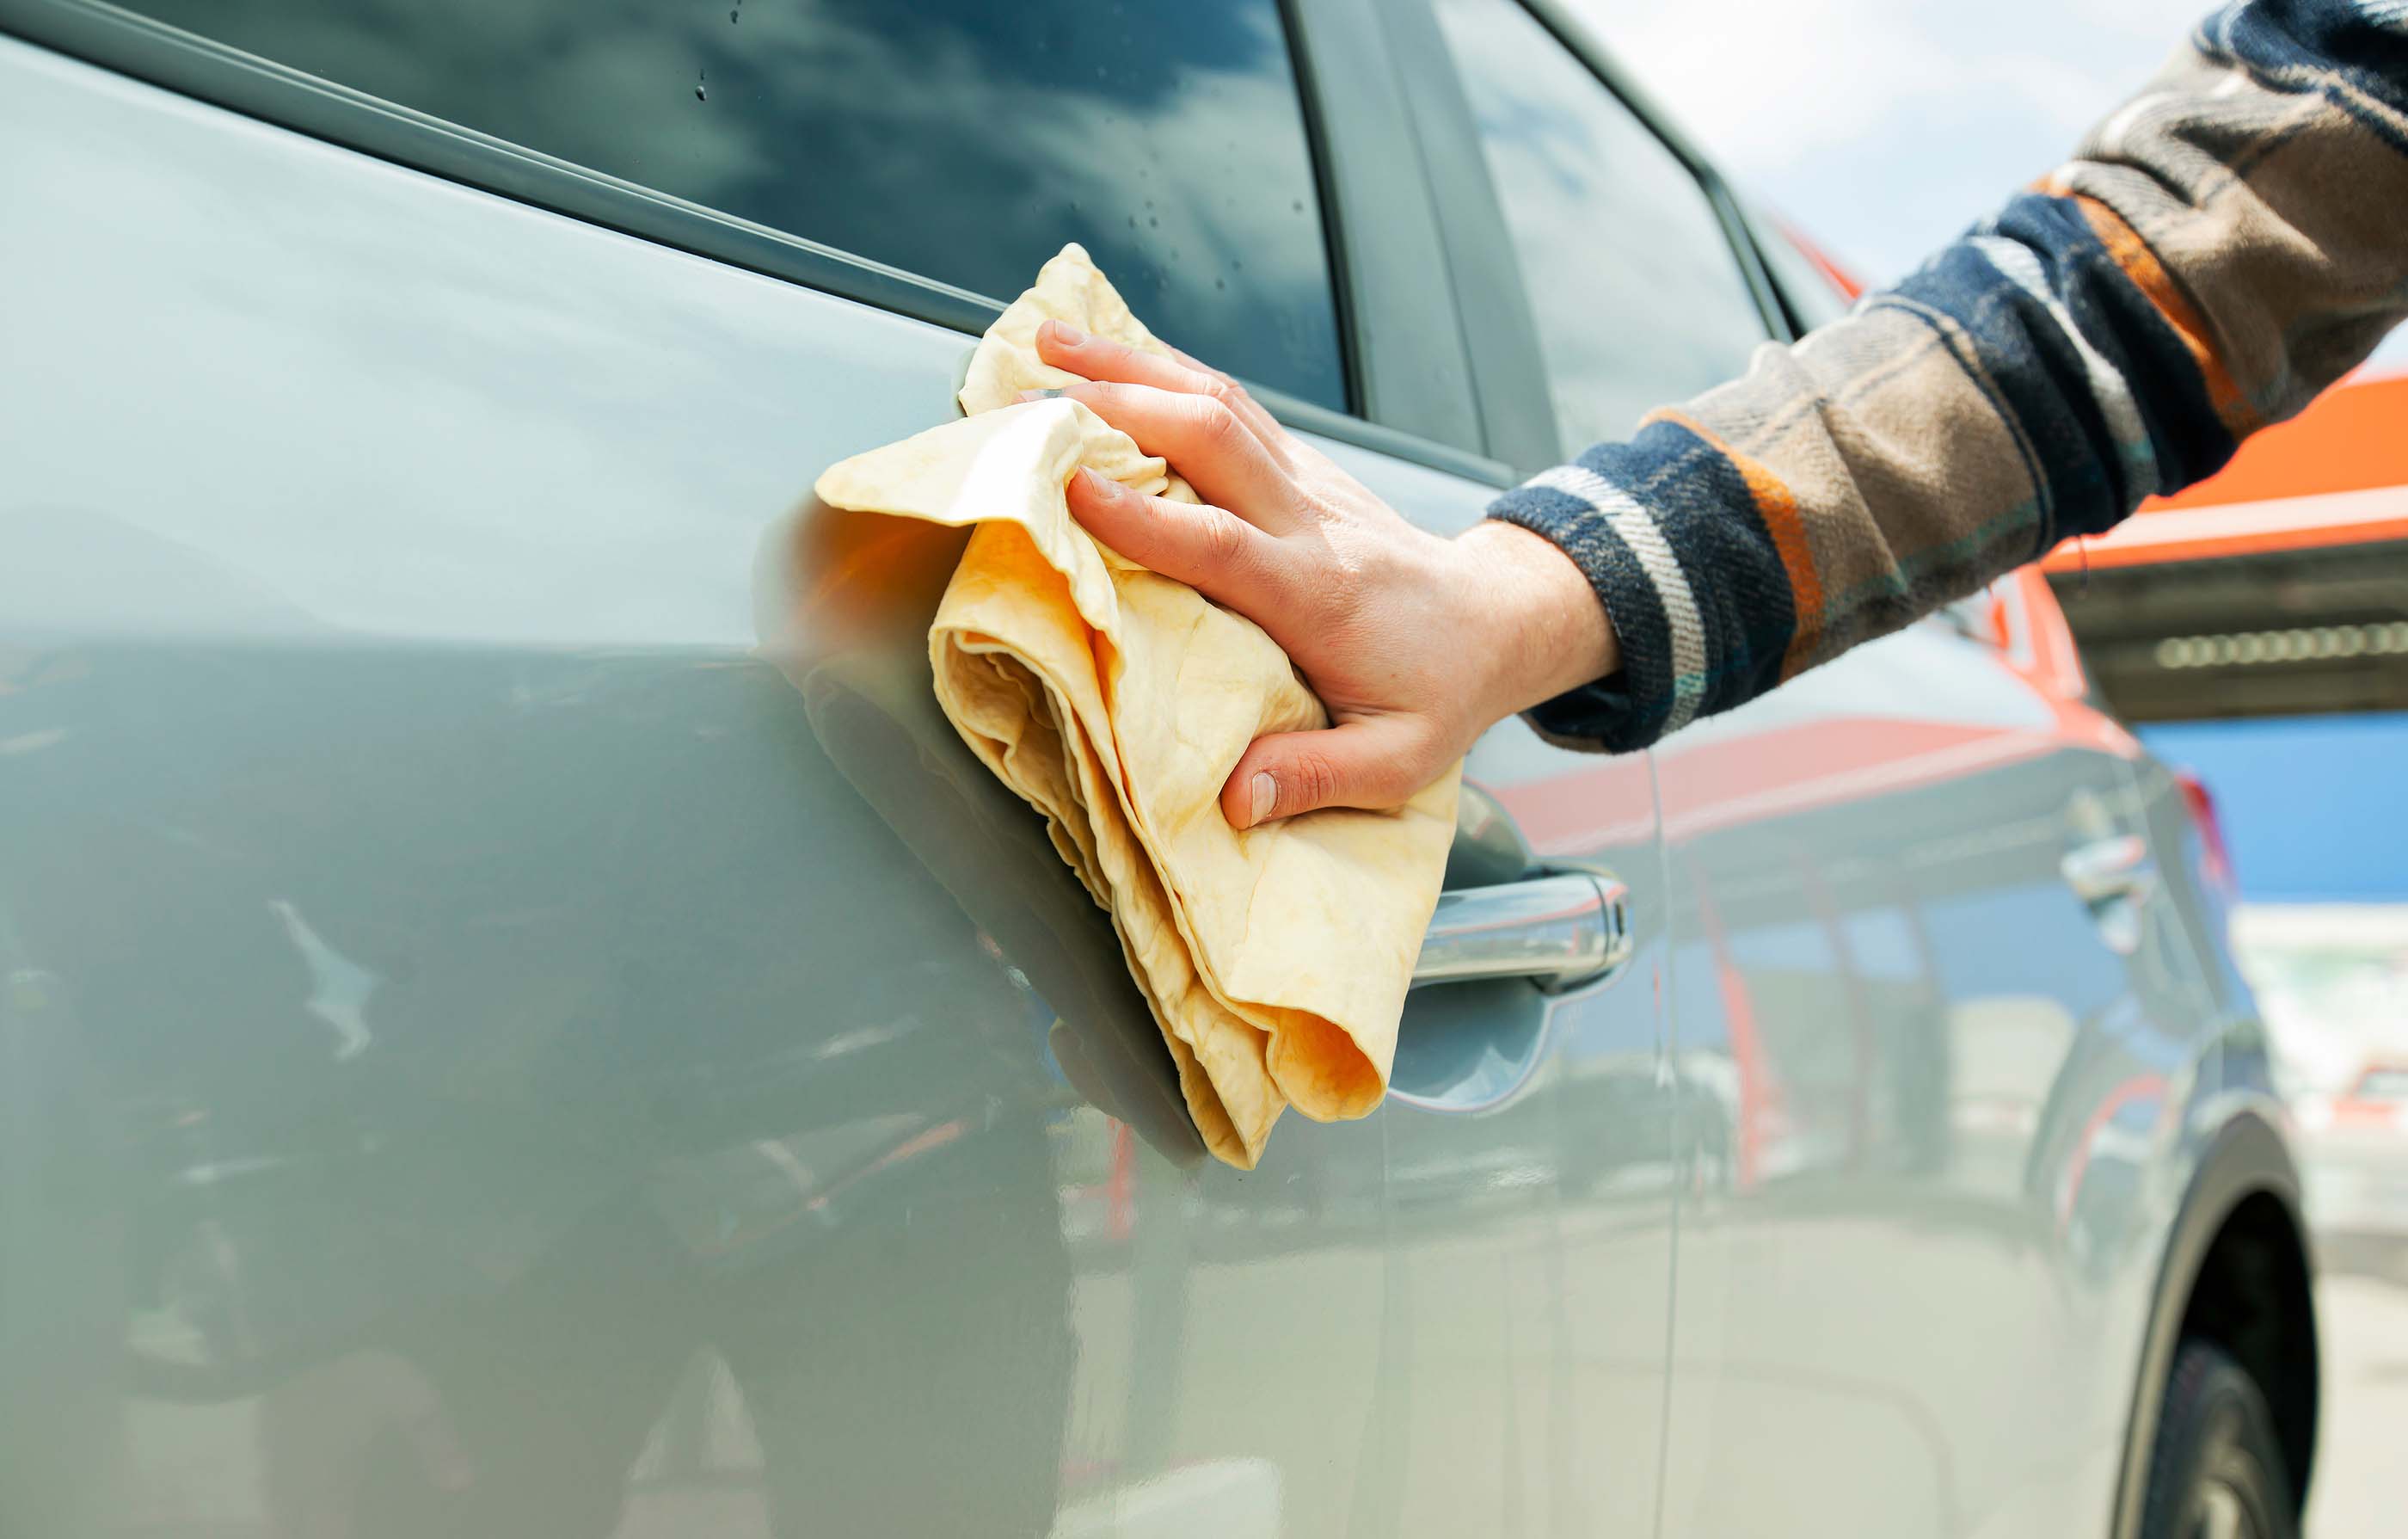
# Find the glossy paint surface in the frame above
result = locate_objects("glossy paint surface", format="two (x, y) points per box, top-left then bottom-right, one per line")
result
(0, 27), (2272, 1539)
(1649, 616), (2240, 1537)
(0, 37), (1675, 1537)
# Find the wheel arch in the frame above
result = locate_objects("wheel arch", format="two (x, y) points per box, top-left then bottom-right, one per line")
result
(2111, 1109), (2319, 1538)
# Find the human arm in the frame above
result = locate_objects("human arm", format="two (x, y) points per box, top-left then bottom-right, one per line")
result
(1484, 0), (2408, 751)
(1044, 0), (2408, 817)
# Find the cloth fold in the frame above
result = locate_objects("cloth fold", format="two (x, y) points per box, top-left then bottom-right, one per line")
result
(814, 244), (1458, 1167)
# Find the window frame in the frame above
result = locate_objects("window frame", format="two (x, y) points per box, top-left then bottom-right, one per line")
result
(1733, 198), (1855, 342)
(1382, 0), (1795, 474)
(1286, 0), (1497, 467)
(0, 0), (1514, 486)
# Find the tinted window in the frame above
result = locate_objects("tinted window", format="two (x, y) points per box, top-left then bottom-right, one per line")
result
(1434, 0), (1770, 449)
(123, 0), (1347, 408)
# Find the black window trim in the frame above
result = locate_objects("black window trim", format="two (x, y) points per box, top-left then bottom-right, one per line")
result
(1369, 0), (1564, 480)
(1287, 0), (1496, 466)
(1386, 0), (1800, 473)
(0, 0), (1516, 488)
(1731, 195), (1855, 343)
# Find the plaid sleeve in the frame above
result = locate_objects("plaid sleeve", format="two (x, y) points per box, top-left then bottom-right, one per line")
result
(1489, 0), (2408, 754)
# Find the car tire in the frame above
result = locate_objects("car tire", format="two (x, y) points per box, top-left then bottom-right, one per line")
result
(2140, 1339), (2298, 1539)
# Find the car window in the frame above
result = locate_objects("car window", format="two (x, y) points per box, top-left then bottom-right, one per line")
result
(1433, 0), (1771, 450)
(119, 0), (1348, 409)
(1751, 210), (1858, 334)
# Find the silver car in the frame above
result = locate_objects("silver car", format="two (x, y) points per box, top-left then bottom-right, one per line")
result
(0, 0), (2318, 1536)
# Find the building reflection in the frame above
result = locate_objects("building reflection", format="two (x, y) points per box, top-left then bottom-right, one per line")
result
(1649, 614), (2209, 1536)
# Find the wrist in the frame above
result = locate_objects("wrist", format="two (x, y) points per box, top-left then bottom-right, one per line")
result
(1454, 520), (1621, 721)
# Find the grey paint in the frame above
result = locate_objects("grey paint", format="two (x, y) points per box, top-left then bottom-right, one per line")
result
(1645, 627), (2246, 1535)
(0, 22), (2302, 1539)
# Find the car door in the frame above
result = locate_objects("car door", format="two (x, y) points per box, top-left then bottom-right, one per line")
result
(0, 2), (1637, 1535)
(1397, 4), (2230, 1533)
(1620, 189), (2232, 1539)
(1642, 590), (2212, 1537)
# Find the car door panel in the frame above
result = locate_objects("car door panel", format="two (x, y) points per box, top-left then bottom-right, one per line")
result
(0, 38), (1430, 1536)
(1649, 619), (2215, 1538)
(1, 20), (1694, 1535)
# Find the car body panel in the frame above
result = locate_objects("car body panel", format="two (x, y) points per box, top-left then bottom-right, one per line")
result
(0, 32), (1677, 1536)
(1646, 613), (2238, 1537)
(0, 2), (2312, 1534)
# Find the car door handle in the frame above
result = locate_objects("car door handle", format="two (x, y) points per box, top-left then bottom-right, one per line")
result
(2061, 833), (2156, 957)
(2061, 833), (2155, 906)
(1412, 871), (1632, 991)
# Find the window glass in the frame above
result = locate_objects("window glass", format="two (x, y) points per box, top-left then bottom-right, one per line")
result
(123, 0), (1347, 409)
(1434, 0), (1771, 449)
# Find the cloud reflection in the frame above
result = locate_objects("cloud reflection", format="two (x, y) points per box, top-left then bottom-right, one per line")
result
(126, 0), (1348, 405)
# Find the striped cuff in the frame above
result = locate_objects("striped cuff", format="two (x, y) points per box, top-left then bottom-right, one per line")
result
(1485, 459), (1703, 754)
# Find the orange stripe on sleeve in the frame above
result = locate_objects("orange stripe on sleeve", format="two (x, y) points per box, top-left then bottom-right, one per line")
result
(1649, 408), (1827, 676)
(2039, 177), (2260, 437)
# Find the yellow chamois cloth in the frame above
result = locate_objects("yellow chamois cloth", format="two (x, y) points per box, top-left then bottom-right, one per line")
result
(814, 244), (1458, 1167)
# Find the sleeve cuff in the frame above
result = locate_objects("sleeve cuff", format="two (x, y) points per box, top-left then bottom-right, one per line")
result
(1485, 464), (1688, 754)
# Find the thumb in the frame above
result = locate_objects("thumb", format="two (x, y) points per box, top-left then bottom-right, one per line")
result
(1222, 715), (1436, 828)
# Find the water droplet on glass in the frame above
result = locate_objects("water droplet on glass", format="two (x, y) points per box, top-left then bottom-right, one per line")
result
(695, 70), (707, 102)
(1291, 199), (1305, 213)
(1127, 214), (1137, 229)
(1147, 215), (1158, 228)
(1215, 277), (1226, 290)
(731, 7), (738, 20)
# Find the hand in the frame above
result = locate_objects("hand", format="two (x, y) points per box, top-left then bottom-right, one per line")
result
(1031, 320), (1619, 828)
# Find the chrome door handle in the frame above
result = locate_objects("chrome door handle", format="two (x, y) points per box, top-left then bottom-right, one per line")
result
(2061, 833), (2155, 905)
(2062, 833), (2156, 957)
(1412, 872), (1632, 991)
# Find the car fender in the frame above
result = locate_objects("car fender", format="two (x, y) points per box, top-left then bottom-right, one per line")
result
(2109, 1105), (2314, 1539)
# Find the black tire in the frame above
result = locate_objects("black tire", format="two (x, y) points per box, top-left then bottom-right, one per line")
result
(2140, 1339), (2299, 1539)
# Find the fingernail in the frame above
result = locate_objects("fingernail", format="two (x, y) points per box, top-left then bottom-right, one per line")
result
(1041, 319), (1088, 348)
(1015, 387), (1066, 403)
(1075, 465), (1121, 500)
(1248, 772), (1276, 826)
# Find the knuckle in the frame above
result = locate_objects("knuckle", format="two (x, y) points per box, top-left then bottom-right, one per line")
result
(1277, 748), (1343, 811)
(1296, 529), (1367, 614)
(1193, 507), (1250, 570)
(1188, 397), (1247, 454)
(1338, 740), (1426, 812)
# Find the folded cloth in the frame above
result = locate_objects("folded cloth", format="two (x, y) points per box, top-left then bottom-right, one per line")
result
(814, 245), (1459, 1167)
